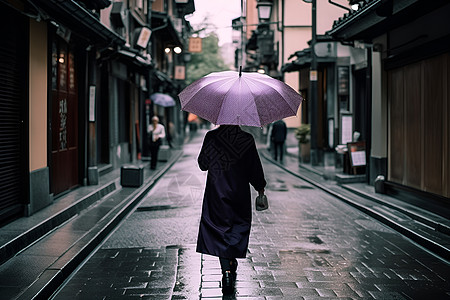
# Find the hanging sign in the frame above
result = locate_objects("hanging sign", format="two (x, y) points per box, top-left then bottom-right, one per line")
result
(89, 86), (96, 122)
(189, 37), (202, 53)
(175, 65), (185, 80)
(136, 27), (151, 49)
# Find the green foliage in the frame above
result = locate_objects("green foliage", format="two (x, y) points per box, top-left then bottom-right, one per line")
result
(186, 32), (230, 85)
(295, 124), (311, 144)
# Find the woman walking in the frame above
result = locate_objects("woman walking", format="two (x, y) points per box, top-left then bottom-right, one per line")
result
(147, 116), (165, 170)
(196, 125), (266, 295)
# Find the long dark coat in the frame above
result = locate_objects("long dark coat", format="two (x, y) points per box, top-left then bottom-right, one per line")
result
(271, 120), (287, 143)
(196, 126), (266, 259)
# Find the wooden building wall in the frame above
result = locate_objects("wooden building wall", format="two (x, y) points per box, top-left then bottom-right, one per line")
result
(388, 52), (449, 199)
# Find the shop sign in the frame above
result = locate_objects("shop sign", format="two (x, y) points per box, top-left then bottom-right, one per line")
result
(175, 65), (185, 80)
(189, 37), (202, 53)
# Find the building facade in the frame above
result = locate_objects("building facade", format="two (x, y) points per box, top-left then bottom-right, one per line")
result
(239, 0), (355, 157)
(238, 0), (449, 204)
(328, 0), (450, 201)
(0, 0), (194, 225)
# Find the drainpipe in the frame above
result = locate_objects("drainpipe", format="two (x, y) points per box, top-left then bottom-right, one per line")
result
(87, 48), (98, 185)
(310, 0), (319, 166)
(365, 46), (372, 184)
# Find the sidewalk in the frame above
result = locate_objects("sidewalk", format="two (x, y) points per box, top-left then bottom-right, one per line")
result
(0, 149), (183, 300)
(260, 144), (450, 262)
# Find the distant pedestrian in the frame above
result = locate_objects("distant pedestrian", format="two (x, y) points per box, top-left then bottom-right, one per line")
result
(196, 125), (266, 295)
(147, 116), (165, 170)
(271, 119), (287, 163)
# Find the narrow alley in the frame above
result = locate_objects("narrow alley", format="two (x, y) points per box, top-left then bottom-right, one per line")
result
(51, 130), (450, 299)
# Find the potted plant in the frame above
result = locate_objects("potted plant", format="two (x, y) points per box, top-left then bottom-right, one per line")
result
(295, 124), (311, 163)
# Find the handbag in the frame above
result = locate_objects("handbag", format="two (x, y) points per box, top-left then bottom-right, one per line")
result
(255, 194), (268, 211)
(148, 131), (161, 147)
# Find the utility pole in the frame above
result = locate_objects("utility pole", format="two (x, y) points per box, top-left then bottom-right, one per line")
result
(309, 0), (319, 166)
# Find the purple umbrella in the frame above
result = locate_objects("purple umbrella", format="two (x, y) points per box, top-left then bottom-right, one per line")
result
(178, 69), (302, 127)
(150, 93), (176, 107)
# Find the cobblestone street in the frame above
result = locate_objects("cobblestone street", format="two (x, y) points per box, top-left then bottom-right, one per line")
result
(52, 131), (450, 299)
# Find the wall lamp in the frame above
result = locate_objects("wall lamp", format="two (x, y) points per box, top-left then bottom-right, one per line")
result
(174, 46), (182, 54)
(257, 1), (273, 23)
(164, 46), (183, 54)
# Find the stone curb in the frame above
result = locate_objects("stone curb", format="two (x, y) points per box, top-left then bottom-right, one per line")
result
(0, 183), (116, 266)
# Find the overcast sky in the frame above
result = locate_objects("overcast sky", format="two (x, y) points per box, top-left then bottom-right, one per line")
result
(185, 0), (241, 46)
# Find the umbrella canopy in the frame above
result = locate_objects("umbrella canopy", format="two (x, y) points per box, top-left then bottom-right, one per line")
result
(150, 93), (176, 107)
(178, 70), (303, 127)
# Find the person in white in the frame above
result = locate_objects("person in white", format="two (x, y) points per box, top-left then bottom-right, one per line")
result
(147, 116), (166, 169)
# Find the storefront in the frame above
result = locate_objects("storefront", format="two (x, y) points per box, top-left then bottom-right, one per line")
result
(328, 0), (450, 200)
(50, 33), (80, 195)
(0, 4), (29, 224)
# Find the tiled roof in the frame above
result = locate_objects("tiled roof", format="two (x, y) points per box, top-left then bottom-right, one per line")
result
(328, 0), (380, 36)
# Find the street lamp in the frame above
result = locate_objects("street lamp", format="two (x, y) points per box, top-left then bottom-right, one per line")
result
(173, 46), (182, 54)
(257, 1), (273, 22)
(174, 0), (188, 17)
(303, 0), (319, 165)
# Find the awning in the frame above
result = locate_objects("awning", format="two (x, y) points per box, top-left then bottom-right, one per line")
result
(151, 12), (183, 47)
(29, 0), (125, 46)
(117, 49), (152, 68)
(152, 70), (175, 90)
(281, 49), (311, 73)
(77, 0), (111, 10)
(327, 0), (450, 41)
(282, 42), (337, 73)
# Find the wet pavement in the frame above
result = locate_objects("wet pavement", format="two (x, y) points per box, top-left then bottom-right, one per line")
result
(51, 130), (450, 299)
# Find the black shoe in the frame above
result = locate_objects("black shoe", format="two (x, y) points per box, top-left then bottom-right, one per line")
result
(222, 271), (234, 295)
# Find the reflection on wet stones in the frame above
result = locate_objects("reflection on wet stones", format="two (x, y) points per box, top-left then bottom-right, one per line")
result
(313, 256), (331, 267)
(292, 184), (314, 189)
(355, 219), (393, 232)
(268, 182), (289, 191)
(167, 172), (203, 206)
(307, 236), (324, 244)
(136, 205), (175, 211)
(279, 248), (331, 255)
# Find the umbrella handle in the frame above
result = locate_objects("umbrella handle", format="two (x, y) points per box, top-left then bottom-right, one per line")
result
(239, 66), (242, 77)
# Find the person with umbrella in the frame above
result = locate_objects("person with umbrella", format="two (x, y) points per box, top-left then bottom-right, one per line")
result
(196, 125), (266, 294)
(179, 67), (302, 295)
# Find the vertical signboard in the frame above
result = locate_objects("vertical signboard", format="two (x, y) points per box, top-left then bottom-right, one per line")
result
(189, 37), (202, 53)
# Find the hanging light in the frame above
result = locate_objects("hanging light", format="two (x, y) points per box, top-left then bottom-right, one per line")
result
(173, 46), (182, 54)
(257, 1), (273, 22)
